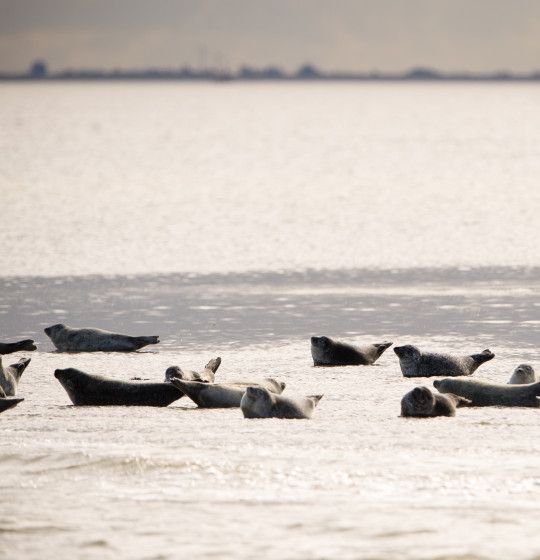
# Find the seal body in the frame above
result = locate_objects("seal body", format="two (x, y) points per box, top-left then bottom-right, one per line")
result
(508, 364), (536, 385)
(241, 387), (323, 419)
(400, 386), (471, 417)
(434, 377), (540, 407)
(169, 378), (285, 408)
(44, 324), (159, 352)
(0, 357), (31, 396)
(394, 345), (494, 378)
(311, 336), (392, 366)
(54, 368), (182, 406)
(164, 357), (221, 383)
(0, 339), (36, 354)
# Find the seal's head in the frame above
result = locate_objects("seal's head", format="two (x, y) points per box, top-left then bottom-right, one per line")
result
(164, 366), (183, 383)
(394, 344), (421, 361)
(44, 324), (66, 338)
(240, 386), (274, 417)
(311, 336), (331, 350)
(54, 367), (86, 401)
(511, 364), (536, 384)
(310, 336), (333, 363)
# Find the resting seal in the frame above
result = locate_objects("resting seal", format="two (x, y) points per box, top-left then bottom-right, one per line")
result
(434, 377), (540, 407)
(0, 357), (31, 396)
(241, 387), (323, 419)
(0, 339), (36, 354)
(44, 324), (159, 352)
(169, 378), (285, 408)
(311, 336), (392, 366)
(394, 345), (494, 377)
(508, 364), (536, 385)
(164, 357), (221, 383)
(400, 386), (471, 417)
(54, 368), (182, 406)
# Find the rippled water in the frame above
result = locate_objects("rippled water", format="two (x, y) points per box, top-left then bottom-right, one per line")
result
(1, 84), (539, 559)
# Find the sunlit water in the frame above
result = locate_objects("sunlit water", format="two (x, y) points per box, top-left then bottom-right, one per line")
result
(0, 83), (539, 559)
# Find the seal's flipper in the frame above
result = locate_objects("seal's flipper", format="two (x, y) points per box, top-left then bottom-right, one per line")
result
(11, 357), (31, 380)
(471, 349), (495, 364)
(307, 395), (324, 406)
(205, 357), (221, 373)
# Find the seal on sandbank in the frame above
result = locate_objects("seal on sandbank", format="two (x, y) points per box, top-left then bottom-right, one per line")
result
(0, 357), (31, 396)
(0, 339), (36, 355)
(164, 357), (221, 383)
(508, 364), (536, 385)
(241, 387), (323, 419)
(44, 324), (159, 352)
(394, 345), (494, 378)
(310, 336), (392, 366)
(400, 386), (471, 417)
(169, 377), (286, 408)
(434, 377), (540, 407)
(54, 368), (182, 406)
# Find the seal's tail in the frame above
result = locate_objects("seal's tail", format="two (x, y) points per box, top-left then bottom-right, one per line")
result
(133, 336), (160, 348)
(0, 339), (37, 355)
(308, 394), (324, 406)
(12, 357), (31, 380)
(205, 357), (221, 373)
(471, 349), (495, 364)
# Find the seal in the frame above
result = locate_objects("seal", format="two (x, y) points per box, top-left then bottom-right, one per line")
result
(0, 386), (24, 414)
(54, 368), (182, 406)
(434, 377), (540, 407)
(0, 356), (31, 396)
(310, 336), (392, 366)
(400, 386), (471, 417)
(0, 339), (36, 355)
(169, 377), (286, 408)
(44, 324), (159, 352)
(241, 387), (323, 419)
(508, 364), (536, 385)
(164, 357), (221, 383)
(394, 345), (494, 377)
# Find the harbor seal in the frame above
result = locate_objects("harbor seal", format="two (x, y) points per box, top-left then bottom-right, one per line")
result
(508, 364), (536, 385)
(394, 345), (494, 377)
(400, 386), (471, 418)
(311, 336), (392, 366)
(54, 368), (182, 406)
(44, 324), (159, 352)
(0, 357), (31, 396)
(164, 357), (221, 383)
(169, 377), (286, 408)
(241, 387), (323, 419)
(0, 339), (36, 354)
(434, 377), (540, 407)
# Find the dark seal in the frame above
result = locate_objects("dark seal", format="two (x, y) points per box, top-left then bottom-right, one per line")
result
(311, 336), (392, 366)
(400, 386), (471, 418)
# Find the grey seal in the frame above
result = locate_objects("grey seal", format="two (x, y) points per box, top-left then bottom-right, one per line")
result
(44, 323), (159, 352)
(434, 377), (540, 407)
(311, 336), (392, 366)
(54, 368), (182, 406)
(0, 357), (31, 396)
(508, 364), (536, 385)
(169, 377), (286, 408)
(394, 345), (494, 377)
(400, 386), (471, 418)
(241, 387), (323, 419)
(0, 384), (24, 413)
(164, 357), (221, 383)
(0, 339), (36, 354)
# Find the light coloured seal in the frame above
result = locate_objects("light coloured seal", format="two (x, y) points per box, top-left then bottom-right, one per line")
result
(434, 377), (540, 407)
(0, 339), (36, 355)
(394, 345), (494, 377)
(400, 386), (471, 418)
(0, 356), (31, 396)
(311, 336), (392, 366)
(44, 323), (159, 352)
(0, 384), (24, 414)
(508, 364), (536, 385)
(164, 357), (221, 383)
(169, 377), (286, 408)
(241, 387), (323, 419)
(54, 368), (182, 406)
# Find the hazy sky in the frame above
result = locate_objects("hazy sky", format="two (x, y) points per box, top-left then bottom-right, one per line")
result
(1, 0), (540, 73)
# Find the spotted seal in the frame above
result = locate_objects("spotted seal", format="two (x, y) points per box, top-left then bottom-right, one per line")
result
(241, 387), (323, 419)
(54, 368), (182, 406)
(169, 377), (286, 408)
(434, 377), (540, 407)
(164, 357), (221, 383)
(394, 345), (494, 377)
(0, 339), (36, 354)
(0, 356), (31, 396)
(508, 364), (536, 385)
(311, 336), (392, 366)
(400, 386), (471, 417)
(44, 324), (159, 352)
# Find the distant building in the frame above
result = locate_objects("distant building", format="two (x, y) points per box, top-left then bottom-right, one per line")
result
(29, 60), (48, 78)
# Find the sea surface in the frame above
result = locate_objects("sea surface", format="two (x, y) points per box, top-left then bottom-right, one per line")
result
(0, 83), (539, 559)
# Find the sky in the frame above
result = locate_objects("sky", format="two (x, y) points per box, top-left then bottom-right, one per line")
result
(1, 0), (540, 74)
